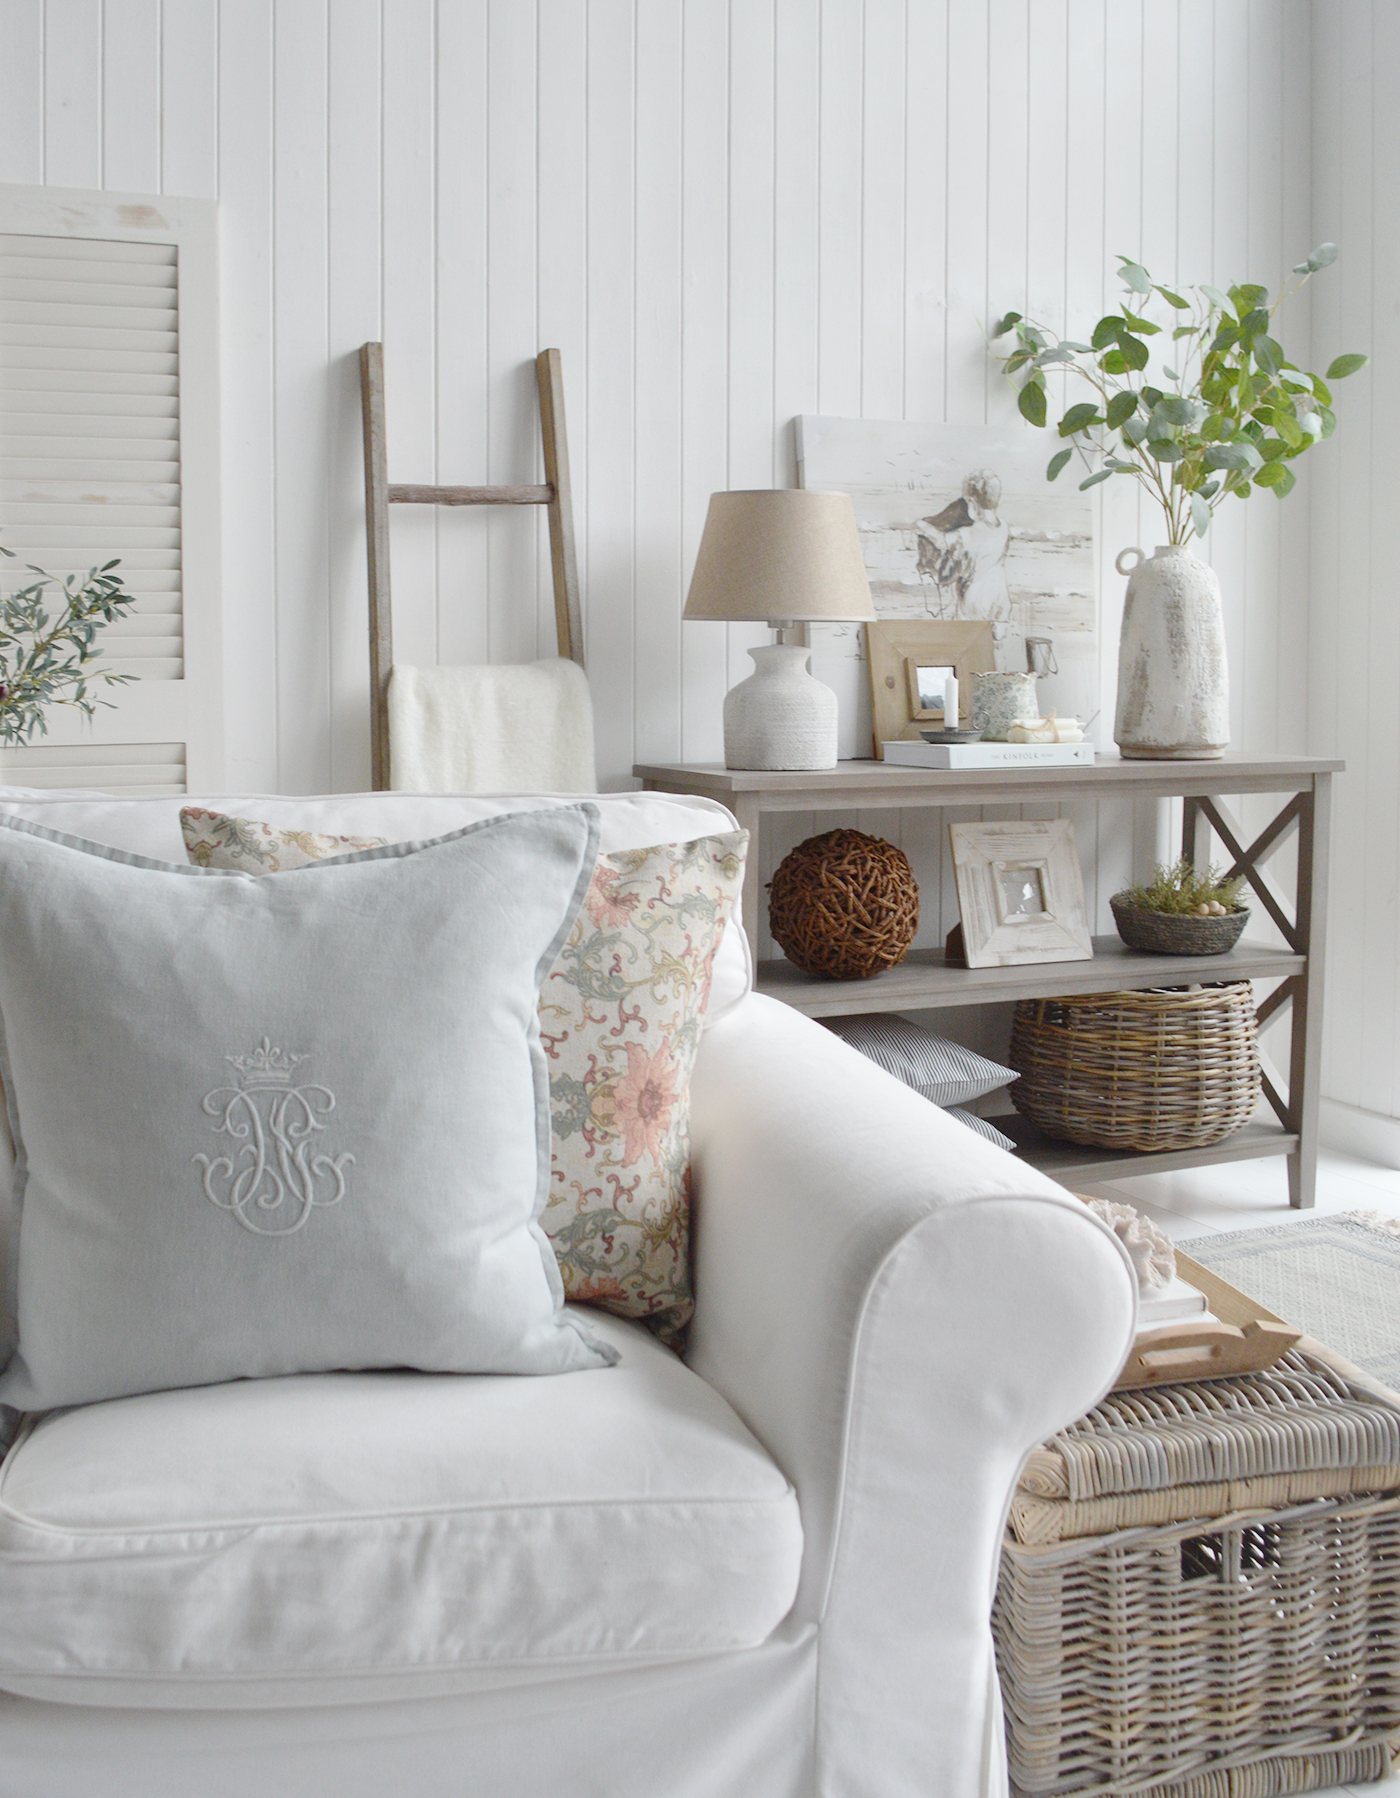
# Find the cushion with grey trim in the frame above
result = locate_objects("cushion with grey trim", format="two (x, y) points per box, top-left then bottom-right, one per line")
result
(821, 1013), (1018, 1107)
(0, 806), (614, 1413)
(943, 1108), (1017, 1152)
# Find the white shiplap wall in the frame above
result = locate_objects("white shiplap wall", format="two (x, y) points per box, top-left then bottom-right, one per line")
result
(0, 0), (1331, 1062)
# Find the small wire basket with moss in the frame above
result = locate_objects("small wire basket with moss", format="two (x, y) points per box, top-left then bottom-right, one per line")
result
(1109, 859), (1249, 956)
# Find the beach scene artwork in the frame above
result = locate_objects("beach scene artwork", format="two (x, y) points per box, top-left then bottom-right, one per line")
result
(796, 416), (1097, 755)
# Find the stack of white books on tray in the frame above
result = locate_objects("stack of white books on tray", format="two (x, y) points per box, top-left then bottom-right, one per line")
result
(882, 739), (1095, 769)
(1136, 1275), (1217, 1336)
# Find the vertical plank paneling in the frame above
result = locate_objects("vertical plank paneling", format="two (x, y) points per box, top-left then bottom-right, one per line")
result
(484, 0), (539, 668)
(43, 0), (103, 188)
(216, 0), (279, 789)
(631, 2), (685, 761)
(902, 0), (947, 423)
(941, 0), (988, 424)
(326, 0), (382, 790)
(816, 0), (863, 415)
(272, 0), (331, 794)
(432, 0), (489, 671)
(678, 0), (729, 765)
(161, 0), (220, 199)
(585, 0), (637, 787)
(101, 0), (160, 194)
(0, 0), (45, 185)
(859, 0), (905, 420)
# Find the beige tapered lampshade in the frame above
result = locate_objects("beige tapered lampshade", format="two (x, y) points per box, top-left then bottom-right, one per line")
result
(682, 489), (875, 624)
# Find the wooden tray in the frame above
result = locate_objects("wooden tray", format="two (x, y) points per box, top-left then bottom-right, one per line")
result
(1113, 1250), (1301, 1389)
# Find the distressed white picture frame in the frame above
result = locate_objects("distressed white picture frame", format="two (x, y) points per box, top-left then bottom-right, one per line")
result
(949, 818), (1093, 968)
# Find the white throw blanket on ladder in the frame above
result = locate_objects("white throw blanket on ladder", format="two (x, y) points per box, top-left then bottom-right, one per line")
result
(388, 660), (597, 794)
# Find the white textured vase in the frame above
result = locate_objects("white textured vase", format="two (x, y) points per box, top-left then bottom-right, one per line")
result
(723, 643), (838, 771)
(1114, 544), (1229, 760)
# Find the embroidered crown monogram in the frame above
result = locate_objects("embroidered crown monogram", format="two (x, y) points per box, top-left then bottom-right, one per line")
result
(193, 1038), (353, 1236)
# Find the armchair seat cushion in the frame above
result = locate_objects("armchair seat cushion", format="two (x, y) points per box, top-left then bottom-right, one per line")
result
(0, 1313), (802, 1708)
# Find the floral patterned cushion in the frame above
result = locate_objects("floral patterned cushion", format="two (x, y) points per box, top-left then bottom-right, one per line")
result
(179, 810), (746, 1348)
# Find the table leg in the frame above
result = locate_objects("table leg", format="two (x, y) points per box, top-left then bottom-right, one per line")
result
(1287, 772), (1331, 1210)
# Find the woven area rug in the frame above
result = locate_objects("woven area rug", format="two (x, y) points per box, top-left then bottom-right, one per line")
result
(1179, 1210), (1400, 1390)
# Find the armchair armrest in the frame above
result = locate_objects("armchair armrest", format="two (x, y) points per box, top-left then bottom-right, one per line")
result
(687, 995), (1136, 1798)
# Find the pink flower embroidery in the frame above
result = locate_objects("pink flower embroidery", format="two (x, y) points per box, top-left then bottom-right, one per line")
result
(611, 1039), (679, 1167)
(586, 865), (640, 930)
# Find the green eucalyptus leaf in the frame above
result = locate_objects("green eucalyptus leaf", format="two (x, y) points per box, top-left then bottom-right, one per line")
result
(1239, 307), (1270, 339)
(1318, 404), (1337, 439)
(1233, 283), (1269, 313)
(1118, 259), (1153, 294)
(1005, 350), (1032, 373)
(1091, 316), (1122, 351)
(1018, 380), (1048, 428)
(1120, 415), (1149, 444)
(1100, 348), (1130, 374)
(991, 311), (1023, 338)
(1034, 346), (1076, 366)
(1172, 325), (1198, 340)
(1157, 286), (1190, 309)
(1275, 412), (1304, 449)
(1059, 341), (1093, 353)
(1253, 461), (1290, 489)
(1190, 493), (1212, 537)
(1210, 322), (1240, 354)
(1201, 412), (1229, 440)
(1078, 469), (1114, 489)
(1301, 242), (1339, 271)
(1058, 401), (1101, 436)
(1200, 284), (1232, 312)
(1046, 447), (1073, 481)
(1327, 352), (1369, 380)
(1280, 377), (1308, 394)
(1200, 479), (1221, 500)
(1258, 437), (1290, 463)
(1310, 373), (1333, 405)
(1140, 385), (1164, 408)
(1116, 333), (1150, 371)
(1204, 440), (1264, 473)
(1274, 465), (1297, 496)
(1163, 366), (1180, 381)
(1119, 310), (1162, 335)
(1253, 335), (1283, 375)
(1105, 391), (1139, 430)
(1147, 439), (1183, 463)
(1154, 394), (1204, 428)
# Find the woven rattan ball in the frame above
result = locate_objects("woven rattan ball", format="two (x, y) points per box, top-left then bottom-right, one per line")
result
(767, 829), (919, 980)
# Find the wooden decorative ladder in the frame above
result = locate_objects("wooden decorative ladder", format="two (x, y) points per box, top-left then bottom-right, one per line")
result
(358, 345), (583, 791)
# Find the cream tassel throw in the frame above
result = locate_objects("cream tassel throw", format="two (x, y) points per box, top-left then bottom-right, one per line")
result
(389, 660), (597, 795)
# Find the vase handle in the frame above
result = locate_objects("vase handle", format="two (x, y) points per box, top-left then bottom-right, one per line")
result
(1115, 546), (1145, 577)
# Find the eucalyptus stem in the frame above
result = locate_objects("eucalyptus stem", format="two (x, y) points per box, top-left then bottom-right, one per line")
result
(0, 550), (137, 746)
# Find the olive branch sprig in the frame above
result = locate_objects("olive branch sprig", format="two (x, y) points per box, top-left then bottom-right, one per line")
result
(991, 245), (1367, 546)
(0, 548), (137, 745)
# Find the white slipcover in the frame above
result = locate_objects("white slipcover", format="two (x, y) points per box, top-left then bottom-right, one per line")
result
(0, 787), (1138, 1798)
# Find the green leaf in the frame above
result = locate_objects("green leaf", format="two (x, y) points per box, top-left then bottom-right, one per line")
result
(1058, 401), (1101, 436)
(991, 311), (1023, 338)
(1154, 394), (1203, 428)
(1163, 366), (1180, 381)
(1274, 466), (1297, 496)
(1253, 335), (1283, 375)
(1156, 286), (1190, 309)
(1327, 352), (1370, 380)
(1105, 391), (1139, 430)
(1091, 315), (1122, 351)
(1100, 348), (1129, 374)
(1210, 321), (1240, 354)
(1292, 242), (1338, 273)
(1116, 333), (1149, 371)
(1120, 415), (1148, 444)
(1317, 404), (1337, 439)
(1046, 447), (1073, 482)
(1018, 381), (1048, 428)
(1118, 259), (1153, 294)
(1258, 437), (1291, 463)
(1205, 440), (1264, 473)
(1059, 341), (1094, 353)
(1172, 325), (1198, 340)
(1310, 373), (1333, 405)
(1147, 439), (1183, 462)
(1200, 284), (1232, 312)
(1275, 412), (1304, 449)
(1239, 307), (1270, 339)
(1119, 310), (1162, 335)
(1140, 385), (1165, 408)
(1078, 469), (1114, 489)
(1190, 493), (1212, 538)
(1004, 350), (1032, 373)
(1200, 412), (1229, 440)
(1034, 345), (1077, 366)
(1200, 479), (1221, 500)
(1253, 460), (1290, 489)
(1232, 283), (1269, 313)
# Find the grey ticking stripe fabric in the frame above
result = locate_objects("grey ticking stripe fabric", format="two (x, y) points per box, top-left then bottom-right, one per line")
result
(822, 1012), (1018, 1108)
(944, 1108), (1016, 1151)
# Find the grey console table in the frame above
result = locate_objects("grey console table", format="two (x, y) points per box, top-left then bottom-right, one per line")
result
(634, 753), (1341, 1209)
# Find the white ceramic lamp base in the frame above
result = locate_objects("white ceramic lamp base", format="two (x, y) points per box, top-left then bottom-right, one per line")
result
(723, 643), (839, 771)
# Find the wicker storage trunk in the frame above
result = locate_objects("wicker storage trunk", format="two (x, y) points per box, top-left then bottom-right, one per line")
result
(994, 1352), (1400, 1797)
(1008, 983), (1261, 1153)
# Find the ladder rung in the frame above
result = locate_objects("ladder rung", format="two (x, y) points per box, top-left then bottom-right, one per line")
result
(386, 483), (552, 507)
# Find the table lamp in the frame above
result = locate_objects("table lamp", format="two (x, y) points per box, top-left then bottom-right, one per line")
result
(683, 489), (875, 770)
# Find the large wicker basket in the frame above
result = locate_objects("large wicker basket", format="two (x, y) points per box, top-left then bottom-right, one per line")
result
(1008, 982), (1260, 1152)
(995, 1351), (1400, 1797)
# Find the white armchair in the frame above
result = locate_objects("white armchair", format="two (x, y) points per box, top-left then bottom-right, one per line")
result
(0, 788), (1136, 1798)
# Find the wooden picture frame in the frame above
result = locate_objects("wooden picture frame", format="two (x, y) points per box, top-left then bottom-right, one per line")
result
(867, 620), (996, 758)
(949, 818), (1093, 969)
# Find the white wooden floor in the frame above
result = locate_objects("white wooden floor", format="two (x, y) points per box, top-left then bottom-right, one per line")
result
(1078, 1146), (1400, 1798)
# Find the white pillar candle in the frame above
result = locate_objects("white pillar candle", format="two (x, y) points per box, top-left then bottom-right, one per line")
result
(943, 672), (959, 727)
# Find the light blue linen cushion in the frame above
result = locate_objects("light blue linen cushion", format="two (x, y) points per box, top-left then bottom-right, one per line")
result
(0, 805), (614, 1412)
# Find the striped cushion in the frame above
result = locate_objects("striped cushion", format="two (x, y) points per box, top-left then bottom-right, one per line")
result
(822, 1013), (1017, 1107)
(944, 1108), (1016, 1152)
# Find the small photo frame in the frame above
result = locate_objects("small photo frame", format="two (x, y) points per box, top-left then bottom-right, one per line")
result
(867, 620), (996, 757)
(948, 818), (1093, 969)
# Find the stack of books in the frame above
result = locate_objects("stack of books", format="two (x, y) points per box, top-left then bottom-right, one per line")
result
(881, 739), (1095, 770)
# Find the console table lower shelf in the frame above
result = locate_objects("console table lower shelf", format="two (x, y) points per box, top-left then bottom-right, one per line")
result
(996, 1113), (1298, 1185)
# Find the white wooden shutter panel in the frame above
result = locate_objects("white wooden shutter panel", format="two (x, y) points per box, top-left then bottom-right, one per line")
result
(0, 186), (222, 794)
